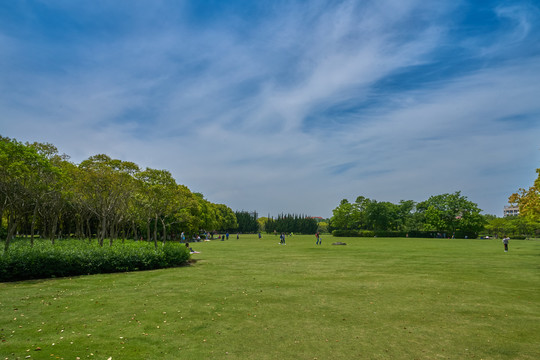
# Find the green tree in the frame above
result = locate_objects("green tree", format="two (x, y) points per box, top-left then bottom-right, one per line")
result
(417, 191), (485, 237)
(235, 211), (259, 233)
(364, 200), (398, 231)
(484, 217), (511, 237)
(257, 217), (270, 232)
(0, 137), (57, 251)
(28, 142), (70, 244)
(77, 154), (139, 246)
(0, 136), (246, 247)
(330, 199), (354, 230)
(193, 194), (219, 234)
(317, 221), (329, 233)
(509, 168), (540, 224)
(215, 204), (238, 232)
(135, 168), (179, 247)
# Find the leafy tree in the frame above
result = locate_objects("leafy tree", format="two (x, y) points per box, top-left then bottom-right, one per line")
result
(193, 194), (219, 234)
(173, 185), (200, 235)
(484, 217), (514, 238)
(0, 137), (56, 251)
(27, 142), (70, 244)
(509, 168), (540, 223)
(317, 221), (329, 233)
(257, 217), (270, 232)
(77, 155), (139, 246)
(235, 211), (259, 233)
(417, 191), (485, 237)
(330, 199), (355, 230)
(135, 168), (179, 247)
(264, 214), (317, 234)
(364, 200), (398, 231)
(215, 204), (238, 232)
(0, 136), (262, 248)
(331, 197), (414, 232)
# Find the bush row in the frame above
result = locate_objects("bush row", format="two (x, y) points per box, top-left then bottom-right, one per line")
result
(332, 230), (478, 239)
(0, 239), (191, 282)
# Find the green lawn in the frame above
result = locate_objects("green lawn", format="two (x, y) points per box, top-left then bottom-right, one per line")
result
(1, 235), (539, 359)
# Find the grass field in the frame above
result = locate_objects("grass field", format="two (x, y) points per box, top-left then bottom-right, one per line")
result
(1, 235), (539, 359)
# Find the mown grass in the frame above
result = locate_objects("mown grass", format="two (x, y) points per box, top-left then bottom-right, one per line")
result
(1, 235), (539, 359)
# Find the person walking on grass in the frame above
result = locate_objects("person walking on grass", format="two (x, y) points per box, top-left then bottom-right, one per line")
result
(315, 232), (321, 245)
(502, 236), (509, 252)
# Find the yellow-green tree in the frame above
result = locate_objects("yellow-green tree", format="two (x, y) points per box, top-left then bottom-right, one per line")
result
(509, 168), (540, 230)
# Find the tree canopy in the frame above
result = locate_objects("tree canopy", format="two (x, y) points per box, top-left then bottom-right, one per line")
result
(0, 136), (237, 251)
(507, 168), (540, 237)
(330, 192), (485, 238)
(509, 168), (540, 222)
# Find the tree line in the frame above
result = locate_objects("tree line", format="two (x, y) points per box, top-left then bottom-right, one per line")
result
(4, 134), (537, 248)
(0, 136), (238, 252)
(235, 211), (259, 233)
(263, 214), (318, 235)
(329, 192), (486, 238)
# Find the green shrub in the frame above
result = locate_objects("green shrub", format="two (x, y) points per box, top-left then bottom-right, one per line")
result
(332, 230), (360, 237)
(332, 230), (478, 239)
(0, 239), (190, 282)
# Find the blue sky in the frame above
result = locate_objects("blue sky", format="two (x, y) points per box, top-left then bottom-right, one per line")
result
(1, 0), (539, 218)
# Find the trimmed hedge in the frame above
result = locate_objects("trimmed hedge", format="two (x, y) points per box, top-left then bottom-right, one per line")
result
(0, 239), (191, 282)
(332, 230), (478, 239)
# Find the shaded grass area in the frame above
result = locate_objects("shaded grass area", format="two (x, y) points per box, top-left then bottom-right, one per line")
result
(1, 235), (539, 359)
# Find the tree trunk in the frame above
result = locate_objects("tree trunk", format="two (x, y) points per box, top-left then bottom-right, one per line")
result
(161, 218), (167, 245)
(30, 202), (38, 247)
(50, 217), (58, 245)
(109, 221), (115, 247)
(4, 215), (20, 253)
(76, 215), (82, 240)
(100, 215), (107, 247)
(86, 218), (92, 242)
(154, 214), (158, 249)
(132, 221), (138, 241)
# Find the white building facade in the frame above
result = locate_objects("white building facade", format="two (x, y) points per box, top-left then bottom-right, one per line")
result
(503, 205), (519, 217)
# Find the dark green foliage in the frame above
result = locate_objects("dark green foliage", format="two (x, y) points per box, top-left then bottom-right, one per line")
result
(0, 136), (237, 247)
(0, 239), (190, 282)
(330, 193), (485, 237)
(332, 229), (477, 238)
(484, 215), (539, 239)
(235, 211), (259, 233)
(332, 230), (365, 237)
(265, 214), (318, 234)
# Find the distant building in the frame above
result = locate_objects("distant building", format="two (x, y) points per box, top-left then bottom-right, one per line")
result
(503, 205), (519, 217)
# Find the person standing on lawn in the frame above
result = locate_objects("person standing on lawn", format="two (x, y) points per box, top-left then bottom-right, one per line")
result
(502, 236), (509, 252)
